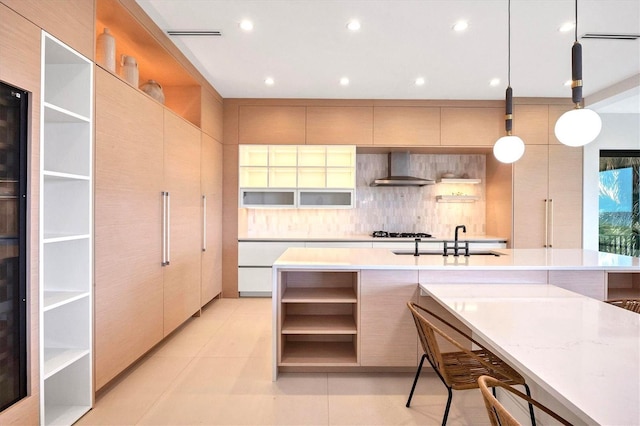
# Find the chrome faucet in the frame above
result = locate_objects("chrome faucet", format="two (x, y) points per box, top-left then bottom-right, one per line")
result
(444, 225), (469, 256)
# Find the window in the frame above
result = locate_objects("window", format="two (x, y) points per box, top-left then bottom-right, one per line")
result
(598, 150), (639, 256)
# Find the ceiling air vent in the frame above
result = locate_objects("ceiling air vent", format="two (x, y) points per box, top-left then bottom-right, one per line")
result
(581, 33), (639, 40)
(167, 30), (222, 37)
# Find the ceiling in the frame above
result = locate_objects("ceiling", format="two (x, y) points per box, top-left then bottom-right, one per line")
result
(136, 0), (640, 112)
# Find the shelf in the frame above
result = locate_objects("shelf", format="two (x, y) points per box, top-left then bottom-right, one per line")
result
(280, 341), (357, 365)
(282, 315), (357, 334)
(44, 103), (90, 123)
(43, 291), (90, 312)
(43, 348), (90, 379)
(43, 405), (92, 426)
(43, 171), (90, 181)
(436, 195), (479, 203)
(43, 233), (90, 244)
(437, 178), (481, 184)
(282, 287), (357, 303)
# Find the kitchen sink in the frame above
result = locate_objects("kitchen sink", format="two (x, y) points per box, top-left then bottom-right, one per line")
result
(392, 250), (502, 257)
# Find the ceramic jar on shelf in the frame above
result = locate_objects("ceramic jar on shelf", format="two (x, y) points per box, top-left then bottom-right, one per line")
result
(96, 28), (116, 72)
(120, 55), (139, 87)
(140, 80), (165, 104)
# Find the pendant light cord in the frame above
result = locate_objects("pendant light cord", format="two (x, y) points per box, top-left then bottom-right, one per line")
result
(508, 0), (511, 87)
(574, 0), (578, 42)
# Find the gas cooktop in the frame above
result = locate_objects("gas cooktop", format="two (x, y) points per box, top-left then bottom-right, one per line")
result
(372, 231), (432, 238)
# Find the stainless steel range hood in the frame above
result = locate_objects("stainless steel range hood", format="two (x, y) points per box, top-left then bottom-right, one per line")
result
(371, 152), (434, 187)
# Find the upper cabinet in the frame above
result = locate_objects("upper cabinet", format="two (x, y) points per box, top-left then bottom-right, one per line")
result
(441, 107), (502, 146)
(307, 106), (373, 145)
(373, 107), (440, 146)
(512, 104), (549, 145)
(238, 105), (306, 144)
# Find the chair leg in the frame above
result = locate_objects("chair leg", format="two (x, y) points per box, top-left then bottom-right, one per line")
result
(406, 353), (427, 407)
(523, 383), (536, 426)
(442, 386), (453, 426)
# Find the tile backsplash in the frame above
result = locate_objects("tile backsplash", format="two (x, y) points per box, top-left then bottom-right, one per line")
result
(240, 153), (486, 237)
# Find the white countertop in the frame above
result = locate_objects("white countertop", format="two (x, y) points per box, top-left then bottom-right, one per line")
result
(273, 247), (640, 271)
(419, 283), (640, 425)
(239, 234), (507, 243)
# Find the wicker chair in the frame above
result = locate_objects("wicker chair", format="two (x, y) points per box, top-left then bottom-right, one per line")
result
(478, 375), (572, 426)
(605, 298), (640, 313)
(406, 302), (536, 426)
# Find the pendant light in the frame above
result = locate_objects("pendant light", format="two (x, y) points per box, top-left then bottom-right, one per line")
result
(493, 0), (525, 164)
(554, 0), (602, 147)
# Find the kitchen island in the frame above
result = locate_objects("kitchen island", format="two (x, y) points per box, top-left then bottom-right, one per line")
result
(272, 247), (640, 422)
(272, 247), (639, 375)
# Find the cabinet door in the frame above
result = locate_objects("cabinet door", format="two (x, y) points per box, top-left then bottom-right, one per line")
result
(238, 105), (306, 144)
(513, 104), (549, 144)
(360, 270), (418, 367)
(201, 133), (223, 304)
(441, 107), (502, 146)
(94, 68), (164, 390)
(548, 145), (583, 248)
(306, 106), (373, 145)
(163, 110), (202, 335)
(373, 107), (440, 146)
(549, 270), (605, 300)
(512, 145), (549, 248)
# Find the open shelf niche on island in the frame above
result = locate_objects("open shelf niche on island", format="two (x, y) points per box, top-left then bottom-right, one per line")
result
(278, 270), (360, 367)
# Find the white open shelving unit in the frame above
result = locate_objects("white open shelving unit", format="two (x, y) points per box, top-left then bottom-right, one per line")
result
(239, 145), (356, 208)
(40, 32), (93, 425)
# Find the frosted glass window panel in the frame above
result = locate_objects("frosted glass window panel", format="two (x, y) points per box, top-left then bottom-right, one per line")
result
(299, 191), (353, 208)
(269, 146), (297, 166)
(241, 190), (296, 208)
(298, 146), (326, 167)
(326, 146), (356, 167)
(298, 168), (326, 188)
(239, 167), (268, 187)
(269, 168), (297, 187)
(326, 168), (355, 188)
(239, 145), (268, 166)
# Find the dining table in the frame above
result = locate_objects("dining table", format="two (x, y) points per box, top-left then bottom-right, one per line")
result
(419, 283), (640, 426)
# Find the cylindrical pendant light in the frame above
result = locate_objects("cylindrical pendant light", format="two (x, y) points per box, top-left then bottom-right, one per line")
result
(493, 0), (525, 164)
(554, 0), (602, 147)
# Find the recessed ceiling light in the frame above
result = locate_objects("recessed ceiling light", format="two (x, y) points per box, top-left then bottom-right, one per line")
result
(239, 20), (254, 31)
(489, 78), (501, 87)
(347, 20), (361, 31)
(415, 77), (426, 86)
(265, 77), (274, 86)
(340, 77), (350, 86)
(453, 20), (468, 32)
(559, 22), (575, 32)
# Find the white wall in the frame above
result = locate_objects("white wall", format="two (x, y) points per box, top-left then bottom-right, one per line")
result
(583, 113), (640, 249)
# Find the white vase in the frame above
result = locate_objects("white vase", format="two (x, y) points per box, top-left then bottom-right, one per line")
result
(120, 55), (139, 87)
(96, 28), (116, 72)
(140, 80), (165, 104)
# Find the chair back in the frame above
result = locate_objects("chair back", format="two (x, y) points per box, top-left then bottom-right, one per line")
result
(605, 298), (640, 313)
(478, 375), (573, 426)
(407, 301), (447, 381)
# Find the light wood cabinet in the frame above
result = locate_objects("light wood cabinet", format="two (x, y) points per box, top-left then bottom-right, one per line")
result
(548, 105), (574, 145)
(200, 133), (223, 305)
(306, 106), (373, 145)
(513, 145), (582, 248)
(360, 270), (418, 367)
(373, 106), (440, 146)
(513, 104), (548, 144)
(163, 111), (202, 335)
(94, 67), (165, 390)
(441, 107), (502, 146)
(238, 105), (306, 144)
(548, 270), (605, 300)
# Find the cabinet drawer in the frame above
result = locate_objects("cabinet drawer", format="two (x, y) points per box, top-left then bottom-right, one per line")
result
(238, 242), (305, 265)
(238, 267), (273, 293)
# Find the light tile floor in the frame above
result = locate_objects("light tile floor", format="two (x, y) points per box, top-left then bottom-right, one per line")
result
(77, 297), (490, 425)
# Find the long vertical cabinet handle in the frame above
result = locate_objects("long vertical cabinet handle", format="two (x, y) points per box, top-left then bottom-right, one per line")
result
(162, 192), (168, 266)
(166, 192), (171, 265)
(543, 199), (549, 248)
(548, 199), (554, 248)
(202, 195), (207, 252)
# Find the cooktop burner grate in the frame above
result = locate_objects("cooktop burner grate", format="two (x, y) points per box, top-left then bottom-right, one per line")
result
(372, 231), (432, 238)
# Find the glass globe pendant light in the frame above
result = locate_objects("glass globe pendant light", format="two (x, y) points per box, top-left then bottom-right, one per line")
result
(493, 0), (525, 164)
(554, 0), (602, 147)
